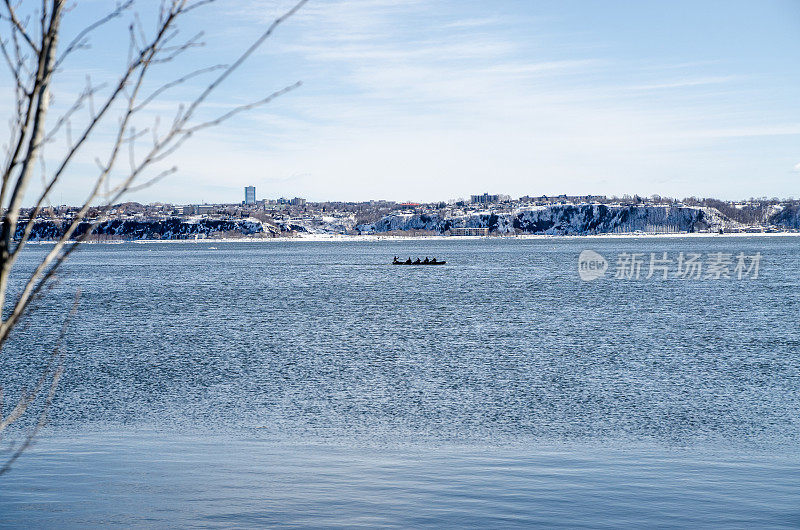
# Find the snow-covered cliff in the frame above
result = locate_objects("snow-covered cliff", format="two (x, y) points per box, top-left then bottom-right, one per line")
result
(18, 205), (737, 240)
(769, 204), (800, 229)
(19, 217), (278, 241)
(357, 205), (727, 235)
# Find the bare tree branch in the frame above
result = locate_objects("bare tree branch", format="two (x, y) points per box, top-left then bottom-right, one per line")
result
(0, 0), (306, 474)
(0, 365), (62, 476)
(1, 0), (39, 53)
(178, 0), (308, 128)
(55, 1), (134, 68)
(0, 0), (64, 318)
(182, 81), (302, 135)
(0, 288), (78, 475)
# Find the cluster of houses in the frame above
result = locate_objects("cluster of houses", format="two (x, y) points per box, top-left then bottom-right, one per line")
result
(15, 187), (798, 235)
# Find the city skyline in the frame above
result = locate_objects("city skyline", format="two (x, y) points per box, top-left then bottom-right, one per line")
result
(27, 185), (800, 209)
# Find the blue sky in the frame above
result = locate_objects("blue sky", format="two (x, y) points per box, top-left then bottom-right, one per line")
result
(10, 0), (800, 204)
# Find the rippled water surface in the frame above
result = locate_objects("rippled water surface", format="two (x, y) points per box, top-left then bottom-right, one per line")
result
(1, 237), (799, 527)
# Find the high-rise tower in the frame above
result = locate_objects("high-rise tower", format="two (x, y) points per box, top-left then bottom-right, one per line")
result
(244, 186), (256, 205)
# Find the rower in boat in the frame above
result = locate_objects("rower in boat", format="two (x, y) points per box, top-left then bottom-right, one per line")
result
(392, 256), (446, 265)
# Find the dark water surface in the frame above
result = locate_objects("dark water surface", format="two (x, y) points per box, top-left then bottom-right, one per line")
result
(1, 237), (799, 527)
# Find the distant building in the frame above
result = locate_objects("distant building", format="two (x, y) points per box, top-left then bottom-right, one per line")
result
(451, 227), (490, 236)
(471, 193), (500, 204)
(583, 195), (606, 203)
(290, 197), (306, 206)
(244, 186), (256, 205)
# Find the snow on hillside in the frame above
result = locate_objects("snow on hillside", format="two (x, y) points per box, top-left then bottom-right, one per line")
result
(356, 205), (730, 235)
(769, 204), (800, 229)
(18, 205), (739, 240)
(20, 217), (279, 241)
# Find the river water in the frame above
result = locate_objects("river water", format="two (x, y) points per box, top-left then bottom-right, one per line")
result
(1, 237), (798, 527)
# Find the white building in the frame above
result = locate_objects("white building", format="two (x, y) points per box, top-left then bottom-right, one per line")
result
(244, 186), (256, 205)
(451, 227), (490, 236)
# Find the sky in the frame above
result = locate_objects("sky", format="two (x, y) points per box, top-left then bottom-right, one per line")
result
(6, 0), (800, 205)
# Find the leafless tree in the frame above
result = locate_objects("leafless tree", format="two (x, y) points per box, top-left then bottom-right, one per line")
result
(0, 0), (306, 474)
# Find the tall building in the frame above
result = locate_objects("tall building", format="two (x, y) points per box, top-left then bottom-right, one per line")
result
(244, 186), (256, 205)
(471, 192), (500, 204)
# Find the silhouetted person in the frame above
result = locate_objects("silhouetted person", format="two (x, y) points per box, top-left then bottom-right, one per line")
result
(423, 257), (429, 264)
(405, 257), (412, 264)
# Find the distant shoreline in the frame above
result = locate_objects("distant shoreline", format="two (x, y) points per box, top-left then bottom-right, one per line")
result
(22, 231), (800, 244)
